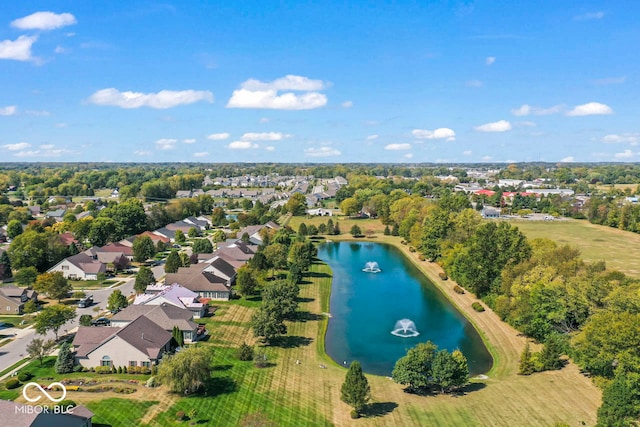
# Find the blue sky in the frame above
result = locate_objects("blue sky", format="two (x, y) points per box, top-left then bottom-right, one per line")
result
(1, 1), (638, 163)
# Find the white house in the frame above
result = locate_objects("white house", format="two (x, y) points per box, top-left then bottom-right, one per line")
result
(48, 253), (106, 280)
(134, 284), (206, 318)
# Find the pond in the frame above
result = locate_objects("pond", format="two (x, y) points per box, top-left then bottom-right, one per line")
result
(318, 241), (493, 376)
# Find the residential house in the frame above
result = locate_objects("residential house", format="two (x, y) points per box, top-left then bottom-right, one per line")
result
(48, 253), (106, 280)
(0, 286), (37, 315)
(72, 315), (172, 368)
(236, 221), (280, 245)
(176, 190), (192, 198)
(134, 283), (206, 319)
(100, 243), (134, 261)
(0, 400), (94, 427)
(136, 231), (170, 245)
(481, 206), (501, 218)
(183, 216), (211, 231)
(110, 303), (203, 343)
(45, 208), (67, 222)
(164, 257), (236, 300)
(307, 208), (333, 216)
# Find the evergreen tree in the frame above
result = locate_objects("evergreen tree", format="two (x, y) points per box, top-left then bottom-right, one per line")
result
(341, 361), (371, 415)
(540, 333), (565, 371)
(55, 342), (75, 374)
(172, 325), (184, 347)
(297, 223), (308, 236)
(518, 342), (536, 375)
(384, 225), (391, 235)
(334, 223), (341, 235)
(326, 219), (334, 235)
(350, 224), (362, 237)
(0, 250), (12, 279)
(597, 370), (640, 427)
(165, 250), (181, 273)
(174, 230), (186, 245)
(392, 223), (400, 236)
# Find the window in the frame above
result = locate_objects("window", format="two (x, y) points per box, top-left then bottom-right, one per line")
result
(129, 361), (137, 367)
(101, 355), (112, 367)
(142, 361), (151, 368)
(62, 265), (69, 271)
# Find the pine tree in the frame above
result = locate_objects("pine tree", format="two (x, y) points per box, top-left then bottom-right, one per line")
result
(340, 361), (370, 415)
(165, 250), (181, 273)
(0, 250), (12, 279)
(392, 223), (400, 236)
(540, 333), (564, 371)
(518, 342), (535, 375)
(172, 325), (184, 347)
(55, 342), (75, 374)
(384, 225), (391, 235)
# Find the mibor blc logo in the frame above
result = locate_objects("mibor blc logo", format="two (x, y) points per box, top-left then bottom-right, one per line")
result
(22, 382), (67, 403)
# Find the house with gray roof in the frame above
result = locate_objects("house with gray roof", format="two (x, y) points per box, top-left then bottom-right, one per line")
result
(0, 286), (37, 315)
(0, 400), (93, 427)
(72, 315), (172, 369)
(164, 258), (235, 301)
(110, 303), (203, 343)
(48, 252), (106, 280)
(134, 283), (205, 318)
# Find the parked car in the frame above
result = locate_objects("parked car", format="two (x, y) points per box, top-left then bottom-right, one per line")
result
(78, 295), (94, 308)
(91, 317), (110, 326)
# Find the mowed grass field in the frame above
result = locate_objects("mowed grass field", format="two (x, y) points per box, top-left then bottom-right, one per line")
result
(511, 218), (640, 277)
(287, 215), (388, 235)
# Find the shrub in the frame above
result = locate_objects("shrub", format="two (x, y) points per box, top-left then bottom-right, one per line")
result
(439, 272), (448, 280)
(5, 378), (20, 389)
(146, 376), (157, 388)
(73, 365), (83, 373)
(237, 343), (254, 361)
(350, 409), (360, 419)
(400, 240), (407, 245)
(453, 285), (465, 294)
(65, 385), (80, 391)
(123, 366), (127, 374)
(94, 366), (111, 374)
(117, 366), (122, 374)
(17, 372), (33, 382)
(472, 302), (485, 312)
(418, 254), (426, 261)
(55, 399), (77, 409)
(409, 247), (416, 252)
(176, 410), (186, 421)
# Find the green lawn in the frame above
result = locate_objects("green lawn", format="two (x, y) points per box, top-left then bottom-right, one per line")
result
(511, 218), (640, 277)
(0, 315), (34, 328)
(70, 279), (118, 289)
(88, 399), (158, 427)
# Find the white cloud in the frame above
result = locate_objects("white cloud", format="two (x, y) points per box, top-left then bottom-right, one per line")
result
(193, 152), (208, 157)
(259, 117), (270, 124)
(511, 104), (564, 116)
(481, 155), (493, 161)
(304, 146), (341, 157)
(593, 76), (626, 85)
(366, 134), (379, 141)
(486, 56), (496, 65)
(182, 138), (196, 144)
(466, 80), (483, 87)
(155, 138), (178, 150)
(342, 100), (353, 108)
(227, 75), (328, 110)
(518, 121), (537, 127)
(134, 150), (152, 156)
(228, 140), (259, 150)
(2, 142), (31, 151)
(39, 144), (55, 150)
(602, 133), (639, 145)
(227, 88), (327, 110)
(0, 35), (38, 61)
(241, 132), (290, 141)
(87, 88), (214, 109)
(561, 156), (575, 162)
(412, 128), (456, 141)
(403, 153), (414, 159)
(0, 105), (17, 116)
(11, 11), (77, 30)
(265, 146), (275, 151)
(54, 45), (68, 54)
(566, 102), (613, 116)
(207, 132), (230, 140)
(12, 145), (73, 158)
(241, 75), (327, 91)
(574, 11), (605, 21)
(474, 120), (512, 132)
(614, 150), (634, 159)
(463, 150), (473, 156)
(385, 143), (411, 151)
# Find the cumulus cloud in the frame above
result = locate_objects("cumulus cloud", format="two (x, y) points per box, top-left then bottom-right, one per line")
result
(228, 141), (259, 150)
(385, 143), (411, 150)
(12, 145), (74, 158)
(11, 11), (77, 30)
(561, 156), (575, 162)
(602, 133), (639, 145)
(182, 138), (196, 144)
(511, 104), (563, 116)
(486, 56), (496, 65)
(227, 75), (328, 110)
(155, 138), (178, 150)
(0, 105), (17, 116)
(0, 35), (38, 61)
(2, 142), (31, 151)
(207, 132), (230, 140)
(241, 132), (290, 141)
(615, 150), (634, 159)
(412, 128), (456, 141)
(304, 146), (341, 157)
(193, 152), (208, 157)
(566, 102), (613, 116)
(366, 134), (379, 141)
(87, 88), (213, 109)
(574, 11), (605, 21)
(474, 120), (512, 132)
(342, 100), (353, 108)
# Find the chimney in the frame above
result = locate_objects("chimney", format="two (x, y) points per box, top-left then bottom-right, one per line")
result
(141, 333), (144, 340)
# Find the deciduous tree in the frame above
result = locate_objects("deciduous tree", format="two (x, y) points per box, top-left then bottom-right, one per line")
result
(133, 235), (156, 262)
(34, 304), (76, 341)
(26, 337), (55, 366)
(107, 289), (128, 312)
(156, 346), (212, 394)
(135, 266), (155, 294)
(165, 250), (181, 273)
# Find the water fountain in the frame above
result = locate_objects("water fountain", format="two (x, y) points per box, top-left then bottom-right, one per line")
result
(390, 319), (419, 337)
(362, 261), (381, 273)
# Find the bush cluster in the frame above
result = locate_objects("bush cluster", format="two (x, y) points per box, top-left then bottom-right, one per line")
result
(17, 372), (33, 382)
(439, 272), (448, 280)
(453, 285), (465, 294)
(472, 302), (485, 312)
(5, 378), (20, 389)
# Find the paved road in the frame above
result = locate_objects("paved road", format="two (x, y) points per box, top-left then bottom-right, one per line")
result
(0, 264), (166, 372)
